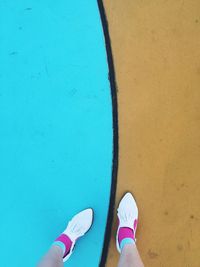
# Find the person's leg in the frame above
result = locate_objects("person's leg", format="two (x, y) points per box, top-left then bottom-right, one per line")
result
(37, 245), (63, 267)
(37, 208), (93, 266)
(117, 243), (144, 267)
(116, 192), (144, 267)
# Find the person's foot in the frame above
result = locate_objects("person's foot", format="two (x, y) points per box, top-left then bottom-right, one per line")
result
(116, 192), (138, 253)
(53, 208), (94, 262)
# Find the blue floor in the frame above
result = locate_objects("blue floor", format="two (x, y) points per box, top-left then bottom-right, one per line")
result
(0, 1), (113, 266)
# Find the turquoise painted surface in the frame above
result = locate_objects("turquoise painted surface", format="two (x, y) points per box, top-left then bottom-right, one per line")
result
(0, 1), (113, 266)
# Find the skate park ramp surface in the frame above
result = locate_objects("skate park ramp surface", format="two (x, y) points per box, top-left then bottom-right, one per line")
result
(0, 1), (115, 266)
(104, 0), (200, 267)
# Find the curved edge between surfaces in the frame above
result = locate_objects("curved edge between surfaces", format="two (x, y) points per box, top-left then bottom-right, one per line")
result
(97, 1), (119, 266)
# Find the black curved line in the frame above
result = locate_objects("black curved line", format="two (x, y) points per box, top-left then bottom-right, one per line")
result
(97, 1), (119, 266)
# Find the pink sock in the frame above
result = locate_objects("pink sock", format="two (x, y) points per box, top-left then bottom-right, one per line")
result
(118, 219), (138, 245)
(54, 234), (73, 258)
(118, 227), (135, 244)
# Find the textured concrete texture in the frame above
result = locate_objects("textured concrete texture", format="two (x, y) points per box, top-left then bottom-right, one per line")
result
(104, 1), (200, 266)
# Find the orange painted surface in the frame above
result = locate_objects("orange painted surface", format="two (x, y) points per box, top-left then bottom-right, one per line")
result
(104, 1), (200, 266)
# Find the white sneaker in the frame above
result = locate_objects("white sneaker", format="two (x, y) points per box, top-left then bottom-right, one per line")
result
(63, 208), (94, 262)
(116, 192), (138, 253)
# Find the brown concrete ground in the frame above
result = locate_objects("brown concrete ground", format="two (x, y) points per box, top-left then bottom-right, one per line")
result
(104, 1), (200, 266)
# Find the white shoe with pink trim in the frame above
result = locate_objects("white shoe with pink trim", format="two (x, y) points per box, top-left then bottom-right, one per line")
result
(116, 192), (138, 253)
(54, 208), (94, 262)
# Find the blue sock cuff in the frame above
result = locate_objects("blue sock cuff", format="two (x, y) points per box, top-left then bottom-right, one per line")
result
(120, 238), (135, 251)
(52, 241), (65, 255)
